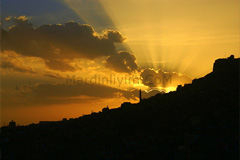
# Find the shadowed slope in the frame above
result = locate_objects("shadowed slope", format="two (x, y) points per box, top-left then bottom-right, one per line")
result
(1, 56), (239, 160)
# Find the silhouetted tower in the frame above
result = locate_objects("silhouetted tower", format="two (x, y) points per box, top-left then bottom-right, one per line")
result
(139, 89), (142, 102)
(9, 120), (16, 128)
(102, 105), (109, 112)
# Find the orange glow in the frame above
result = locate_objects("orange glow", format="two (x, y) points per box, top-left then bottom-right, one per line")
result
(1, 97), (138, 126)
(1, 0), (239, 126)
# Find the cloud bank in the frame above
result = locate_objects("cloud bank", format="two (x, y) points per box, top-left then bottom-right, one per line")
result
(105, 51), (140, 73)
(1, 16), (139, 73)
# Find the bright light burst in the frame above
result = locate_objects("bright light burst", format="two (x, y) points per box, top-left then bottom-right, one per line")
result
(64, 0), (239, 78)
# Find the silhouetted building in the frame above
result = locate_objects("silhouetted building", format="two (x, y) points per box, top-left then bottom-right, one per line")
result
(102, 106), (109, 112)
(228, 55), (234, 60)
(213, 55), (238, 72)
(9, 120), (16, 128)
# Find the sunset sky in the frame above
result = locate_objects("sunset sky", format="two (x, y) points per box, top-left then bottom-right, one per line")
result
(1, 0), (239, 126)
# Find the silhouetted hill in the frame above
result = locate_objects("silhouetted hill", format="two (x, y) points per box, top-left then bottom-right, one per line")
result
(1, 56), (239, 160)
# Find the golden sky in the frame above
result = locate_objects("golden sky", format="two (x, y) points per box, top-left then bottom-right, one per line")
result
(1, 0), (239, 126)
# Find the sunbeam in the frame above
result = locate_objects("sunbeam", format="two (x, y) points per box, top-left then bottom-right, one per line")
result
(1, 0), (239, 135)
(99, 0), (239, 78)
(63, 0), (116, 31)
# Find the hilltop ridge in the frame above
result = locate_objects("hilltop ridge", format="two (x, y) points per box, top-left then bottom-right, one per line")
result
(1, 56), (239, 160)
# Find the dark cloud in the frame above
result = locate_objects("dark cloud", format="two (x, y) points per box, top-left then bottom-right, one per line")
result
(105, 51), (140, 73)
(45, 59), (76, 72)
(11, 83), (137, 106)
(11, 82), (164, 107)
(1, 16), (136, 72)
(140, 68), (192, 88)
(16, 83), (38, 93)
(34, 83), (137, 100)
(12, 16), (33, 28)
(43, 73), (64, 79)
(103, 30), (126, 43)
(1, 81), (163, 109)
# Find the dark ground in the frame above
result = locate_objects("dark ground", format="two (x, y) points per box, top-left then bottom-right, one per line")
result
(1, 56), (239, 160)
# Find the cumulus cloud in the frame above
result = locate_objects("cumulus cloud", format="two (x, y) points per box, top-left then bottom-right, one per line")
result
(105, 51), (140, 73)
(140, 68), (192, 88)
(1, 16), (136, 72)
(103, 30), (126, 43)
